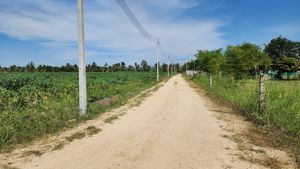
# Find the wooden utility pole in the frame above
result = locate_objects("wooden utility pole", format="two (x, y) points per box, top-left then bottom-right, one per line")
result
(259, 70), (266, 114)
(77, 0), (87, 115)
(193, 60), (195, 77)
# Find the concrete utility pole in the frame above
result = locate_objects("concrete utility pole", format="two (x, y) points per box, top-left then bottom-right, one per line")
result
(77, 0), (87, 115)
(156, 38), (160, 82)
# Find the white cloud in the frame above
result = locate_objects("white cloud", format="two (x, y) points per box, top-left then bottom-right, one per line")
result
(0, 0), (226, 64)
(269, 22), (300, 38)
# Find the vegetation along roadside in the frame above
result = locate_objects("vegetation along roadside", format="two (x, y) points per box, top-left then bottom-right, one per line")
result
(0, 71), (167, 151)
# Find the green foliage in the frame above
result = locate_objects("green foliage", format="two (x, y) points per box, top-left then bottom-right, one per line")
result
(195, 49), (224, 74)
(188, 43), (271, 79)
(140, 60), (151, 71)
(264, 36), (300, 61)
(0, 61), (177, 73)
(0, 72), (166, 149)
(264, 36), (300, 78)
(272, 56), (300, 79)
(224, 43), (271, 79)
(185, 36), (300, 79)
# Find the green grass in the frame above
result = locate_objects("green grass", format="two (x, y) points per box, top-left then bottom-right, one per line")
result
(191, 74), (300, 137)
(0, 72), (167, 150)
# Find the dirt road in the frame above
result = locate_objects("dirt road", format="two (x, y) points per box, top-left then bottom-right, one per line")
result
(16, 75), (288, 169)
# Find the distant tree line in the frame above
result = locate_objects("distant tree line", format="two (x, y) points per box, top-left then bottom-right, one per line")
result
(183, 36), (300, 79)
(0, 60), (180, 73)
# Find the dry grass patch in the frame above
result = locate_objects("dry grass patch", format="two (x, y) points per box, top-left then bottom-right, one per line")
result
(52, 141), (67, 151)
(97, 96), (118, 106)
(104, 116), (119, 124)
(1, 165), (20, 169)
(66, 132), (86, 142)
(86, 126), (102, 136)
(22, 150), (44, 157)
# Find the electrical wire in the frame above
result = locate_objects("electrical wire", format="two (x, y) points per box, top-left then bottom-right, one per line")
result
(115, 0), (171, 63)
(115, 0), (156, 43)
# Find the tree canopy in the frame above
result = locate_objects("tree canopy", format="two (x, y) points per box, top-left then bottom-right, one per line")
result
(264, 36), (300, 61)
(195, 49), (224, 74)
(0, 60), (177, 73)
(189, 42), (271, 79)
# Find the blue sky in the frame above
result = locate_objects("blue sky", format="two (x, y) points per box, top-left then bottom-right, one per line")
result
(0, 0), (299, 66)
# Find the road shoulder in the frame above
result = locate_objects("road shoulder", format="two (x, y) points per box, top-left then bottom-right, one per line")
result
(184, 75), (297, 169)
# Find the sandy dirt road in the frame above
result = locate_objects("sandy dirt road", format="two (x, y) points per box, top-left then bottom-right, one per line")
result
(18, 75), (276, 169)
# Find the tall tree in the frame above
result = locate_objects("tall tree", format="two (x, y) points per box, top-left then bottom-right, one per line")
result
(134, 62), (140, 71)
(195, 49), (224, 74)
(25, 62), (35, 72)
(225, 43), (271, 78)
(264, 36), (300, 61)
(140, 60), (150, 71)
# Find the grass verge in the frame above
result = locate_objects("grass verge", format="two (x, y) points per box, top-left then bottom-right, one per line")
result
(185, 74), (300, 167)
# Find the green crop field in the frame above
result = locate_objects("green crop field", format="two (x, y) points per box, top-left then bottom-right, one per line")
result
(191, 74), (300, 137)
(0, 72), (166, 150)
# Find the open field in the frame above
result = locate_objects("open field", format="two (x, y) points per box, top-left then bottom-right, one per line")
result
(0, 72), (166, 150)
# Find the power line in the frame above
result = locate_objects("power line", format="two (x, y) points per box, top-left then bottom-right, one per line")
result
(115, 0), (173, 79)
(115, 0), (156, 43)
(158, 43), (168, 59)
(115, 0), (170, 60)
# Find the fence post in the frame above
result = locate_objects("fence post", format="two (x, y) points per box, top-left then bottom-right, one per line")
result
(259, 70), (266, 114)
(209, 73), (212, 88)
(193, 61), (195, 77)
